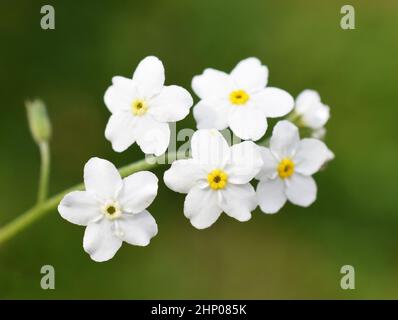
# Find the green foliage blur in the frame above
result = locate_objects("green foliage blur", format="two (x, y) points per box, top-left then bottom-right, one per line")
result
(0, 0), (397, 299)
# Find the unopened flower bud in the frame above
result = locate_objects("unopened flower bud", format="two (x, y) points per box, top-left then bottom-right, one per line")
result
(25, 99), (52, 144)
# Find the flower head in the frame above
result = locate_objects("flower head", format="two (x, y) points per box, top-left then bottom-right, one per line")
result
(104, 56), (193, 156)
(192, 57), (294, 141)
(256, 120), (331, 214)
(294, 89), (330, 131)
(58, 157), (158, 262)
(164, 129), (263, 229)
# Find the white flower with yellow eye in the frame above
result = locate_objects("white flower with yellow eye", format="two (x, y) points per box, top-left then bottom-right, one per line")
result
(58, 158), (158, 262)
(256, 120), (331, 214)
(164, 129), (263, 229)
(294, 89), (330, 130)
(192, 57), (294, 141)
(104, 56), (193, 156)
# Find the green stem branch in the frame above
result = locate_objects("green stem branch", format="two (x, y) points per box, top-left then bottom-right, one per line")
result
(0, 152), (181, 246)
(37, 142), (50, 204)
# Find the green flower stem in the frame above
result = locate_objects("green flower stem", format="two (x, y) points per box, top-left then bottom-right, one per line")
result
(286, 111), (300, 123)
(37, 142), (50, 204)
(0, 152), (181, 246)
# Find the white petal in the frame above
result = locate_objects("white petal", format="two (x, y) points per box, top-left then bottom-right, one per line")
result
(228, 106), (267, 141)
(256, 178), (286, 214)
(83, 219), (122, 262)
(225, 141), (263, 184)
(84, 158), (123, 200)
(325, 148), (335, 162)
(320, 147), (334, 168)
(295, 89), (321, 114)
(255, 147), (278, 180)
(105, 112), (137, 152)
(295, 90), (330, 129)
(192, 68), (233, 100)
(193, 100), (229, 130)
(164, 159), (204, 194)
(253, 87), (294, 118)
(230, 57), (268, 92)
(285, 174), (317, 207)
(294, 138), (329, 176)
(118, 171), (158, 213)
(191, 129), (230, 169)
(219, 183), (256, 222)
(58, 191), (101, 226)
(132, 56), (165, 98)
(135, 116), (170, 156)
(302, 103), (330, 129)
(103, 87), (129, 114)
(270, 120), (300, 158)
(184, 186), (222, 229)
(149, 85), (193, 122)
(118, 210), (158, 246)
(104, 77), (138, 114)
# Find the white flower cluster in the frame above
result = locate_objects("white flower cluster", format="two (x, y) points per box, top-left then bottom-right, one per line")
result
(58, 56), (333, 261)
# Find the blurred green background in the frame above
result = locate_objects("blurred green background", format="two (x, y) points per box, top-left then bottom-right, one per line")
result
(1, 0), (397, 299)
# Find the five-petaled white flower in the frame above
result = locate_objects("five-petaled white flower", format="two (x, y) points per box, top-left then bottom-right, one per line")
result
(294, 89), (330, 137)
(192, 57), (294, 141)
(58, 157), (158, 262)
(256, 120), (331, 214)
(164, 129), (263, 229)
(104, 56), (193, 156)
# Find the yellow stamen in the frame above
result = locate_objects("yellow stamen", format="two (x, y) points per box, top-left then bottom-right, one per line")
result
(207, 169), (228, 190)
(229, 89), (250, 105)
(277, 158), (295, 179)
(131, 99), (148, 116)
(102, 202), (122, 220)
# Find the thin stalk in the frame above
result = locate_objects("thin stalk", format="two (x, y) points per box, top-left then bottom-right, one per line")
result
(37, 142), (50, 204)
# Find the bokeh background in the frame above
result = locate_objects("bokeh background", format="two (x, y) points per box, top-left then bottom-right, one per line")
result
(1, 0), (397, 299)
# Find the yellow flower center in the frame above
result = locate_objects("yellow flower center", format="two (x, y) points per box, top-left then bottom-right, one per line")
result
(131, 99), (148, 116)
(107, 206), (116, 214)
(207, 169), (228, 190)
(102, 202), (122, 220)
(277, 158), (295, 179)
(229, 89), (250, 105)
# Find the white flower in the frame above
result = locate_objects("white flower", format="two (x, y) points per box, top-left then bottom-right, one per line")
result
(164, 129), (263, 229)
(256, 120), (331, 214)
(58, 157), (158, 262)
(104, 56), (193, 156)
(192, 57), (294, 141)
(294, 89), (330, 130)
